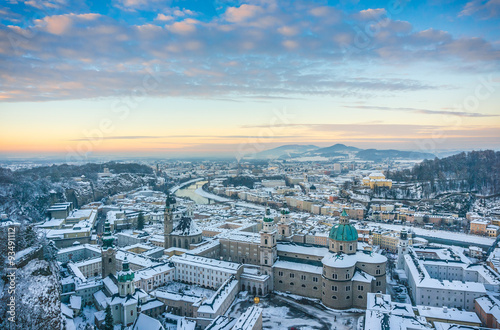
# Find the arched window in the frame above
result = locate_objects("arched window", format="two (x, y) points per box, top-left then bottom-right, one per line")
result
(358, 295), (363, 299)
(332, 296), (337, 299)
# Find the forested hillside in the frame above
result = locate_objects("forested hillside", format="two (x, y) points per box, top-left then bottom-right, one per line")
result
(0, 162), (156, 223)
(387, 150), (500, 195)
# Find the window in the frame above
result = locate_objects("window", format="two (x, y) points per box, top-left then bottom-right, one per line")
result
(349, 245), (353, 251)
(340, 245), (343, 251)
(376, 269), (381, 275)
(290, 282), (294, 286)
(332, 296), (337, 299)
(278, 271), (283, 276)
(345, 273), (349, 279)
(313, 286), (318, 290)
(279, 280), (283, 284)
(290, 273), (295, 278)
(346, 286), (351, 291)
(346, 296), (350, 299)
(358, 285), (363, 291)
(265, 239), (268, 245)
(358, 295), (363, 299)
(332, 273), (338, 279)
(301, 275), (306, 280)
(313, 277), (318, 282)
(332, 285), (337, 291)
(376, 281), (381, 286)
(301, 284), (306, 288)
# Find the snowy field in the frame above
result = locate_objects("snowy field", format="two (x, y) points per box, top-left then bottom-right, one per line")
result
(227, 293), (362, 330)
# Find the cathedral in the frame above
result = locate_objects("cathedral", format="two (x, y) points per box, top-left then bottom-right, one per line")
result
(161, 194), (387, 310)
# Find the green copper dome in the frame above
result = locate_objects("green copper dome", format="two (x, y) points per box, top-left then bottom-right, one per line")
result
(263, 207), (273, 222)
(329, 224), (358, 242)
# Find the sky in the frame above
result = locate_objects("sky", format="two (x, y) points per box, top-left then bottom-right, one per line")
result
(0, 0), (499, 160)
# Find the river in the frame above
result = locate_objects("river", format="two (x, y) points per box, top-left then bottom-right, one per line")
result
(174, 180), (209, 204)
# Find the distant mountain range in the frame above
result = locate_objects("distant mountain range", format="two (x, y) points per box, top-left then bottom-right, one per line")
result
(252, 143), (435, 161)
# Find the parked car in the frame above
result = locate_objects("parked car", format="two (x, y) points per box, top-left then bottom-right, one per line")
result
(394, 286), (404, 293)
(396, 294), (407, 301)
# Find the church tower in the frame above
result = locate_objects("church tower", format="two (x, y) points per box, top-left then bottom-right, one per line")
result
(101, 220), (116, 278)
(397, 228), (409, 269)
(260, 206), (277, 274)
(117, 256), (135, 297)
(277, 201), (292, 240)
(163, 193), (175, 249)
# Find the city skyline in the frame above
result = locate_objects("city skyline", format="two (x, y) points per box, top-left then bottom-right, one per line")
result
(1, 0), (499, 158)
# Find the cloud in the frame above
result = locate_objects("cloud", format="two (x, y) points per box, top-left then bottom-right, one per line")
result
(343, 105), (498, 117)
(0, 1), (499, 102)
(225, 4), (263, 23)
(167, 19), (198, 34)
(460, 0), (500, 19)
(69, 135), (298, 141)
(350, 8), (387, 21)
(156, 14), (174, 21)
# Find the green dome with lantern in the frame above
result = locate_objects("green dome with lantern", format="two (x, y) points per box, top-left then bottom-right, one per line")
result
(117, 256), (134, 282)
(329, 208), (358, 242)
(329, 223), (358, 242)
(280, 201), (290, 215)
(263, 207), (274, 223)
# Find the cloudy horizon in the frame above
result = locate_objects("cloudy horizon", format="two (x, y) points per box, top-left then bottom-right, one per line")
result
(1, 0), (499, 159)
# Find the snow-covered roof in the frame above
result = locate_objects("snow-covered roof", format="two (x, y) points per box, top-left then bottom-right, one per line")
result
(171, 254), (241, 274)
(69, 295), (82, 310)
(170, 216), (202, 236)
(416, 305), (481, 324)
(132, 313), (165, 330)
(273, 260), (322, 274)
(322, 250), (386, 268)
(103, 276), (118, 296)
(197, 278), (239, 315)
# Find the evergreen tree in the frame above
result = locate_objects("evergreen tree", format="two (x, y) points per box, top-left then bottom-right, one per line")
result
(104, 305), (114, 330)
(137, 211), (145, 230)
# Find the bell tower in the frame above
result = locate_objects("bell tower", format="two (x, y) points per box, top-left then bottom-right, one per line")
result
(277, 201), (292, 240)
(101, 220), (116, 278)
(163, 193), (175, 249)
(397, 228), (409, 270)
(117, 256), (135, 297)
(260, 206), (277, 271)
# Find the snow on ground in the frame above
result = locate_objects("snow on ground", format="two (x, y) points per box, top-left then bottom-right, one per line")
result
(227, 293), (362, 330)
(372, 223), (495, 246)
(160, 281), (215, 299)
(73, 306), (98, 329)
